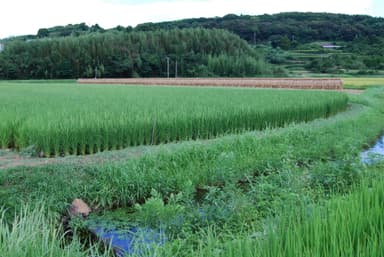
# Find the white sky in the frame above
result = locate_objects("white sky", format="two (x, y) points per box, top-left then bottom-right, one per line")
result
(1, 0), (383, 39)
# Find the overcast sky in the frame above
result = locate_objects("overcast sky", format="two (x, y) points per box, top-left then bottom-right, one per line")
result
(1, 0), (383, 39)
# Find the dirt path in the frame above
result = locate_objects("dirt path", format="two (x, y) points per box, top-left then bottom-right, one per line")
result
(0, 145), (167, 170)
(0, 149), (60, 169)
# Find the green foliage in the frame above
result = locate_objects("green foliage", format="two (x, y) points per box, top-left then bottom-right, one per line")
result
(134, 190), (185, 230)
(207, 54), (267, 76)
(0, 28), (271, 79)
(305, 54), (366, 74)
(309, 160), (363, 193)
(7, 13), (384, 45)
(135, 12), (384, 44)
(3, 13), (384, 78)
(191, 185), (257, 230)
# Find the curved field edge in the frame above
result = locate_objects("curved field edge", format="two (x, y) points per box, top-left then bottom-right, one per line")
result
(0, 83), (348, 157)
(1, 88), (383, 212)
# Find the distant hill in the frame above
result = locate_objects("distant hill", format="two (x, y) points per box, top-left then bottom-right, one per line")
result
(4, 12), (384, 44)
(135, 12), (384, 44)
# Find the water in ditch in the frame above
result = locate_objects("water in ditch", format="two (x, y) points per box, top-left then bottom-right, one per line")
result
(361, 134), (384, 164)
(84, 210), (167, 257)
(90, 226), (166, 257)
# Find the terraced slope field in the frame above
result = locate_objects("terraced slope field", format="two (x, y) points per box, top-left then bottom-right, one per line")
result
(0, 81), (347, 157)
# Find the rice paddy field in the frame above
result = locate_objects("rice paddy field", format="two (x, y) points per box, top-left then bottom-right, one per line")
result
(1, 80), (384, 257)
(0, 81), (347, 157)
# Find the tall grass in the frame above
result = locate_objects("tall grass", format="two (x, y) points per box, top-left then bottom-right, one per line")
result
(0, 206), (109, 257)
(0, 82), (348, 156)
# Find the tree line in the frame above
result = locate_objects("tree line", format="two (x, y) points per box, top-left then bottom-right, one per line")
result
(0, 28), (277, 79)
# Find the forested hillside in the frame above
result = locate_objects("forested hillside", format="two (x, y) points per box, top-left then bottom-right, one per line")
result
(136, 12), (384, 43)
(1, 12), (384, 79)
(135, 12), (384, 75)
(6, 12), (384, 45)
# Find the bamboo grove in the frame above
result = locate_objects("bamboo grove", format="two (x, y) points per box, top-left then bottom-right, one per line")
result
(0, 28), (275, 79)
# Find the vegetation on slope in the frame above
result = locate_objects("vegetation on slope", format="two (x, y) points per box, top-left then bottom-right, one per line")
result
(6, 13), (384, 45)
(133, 12), (384, 75)
(0, 28), (275, 79)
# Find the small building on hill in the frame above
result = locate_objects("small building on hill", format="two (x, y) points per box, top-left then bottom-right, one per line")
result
(321, 43), (342, 49)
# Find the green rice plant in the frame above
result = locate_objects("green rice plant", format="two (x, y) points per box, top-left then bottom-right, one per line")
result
(0, 82), (348, 157)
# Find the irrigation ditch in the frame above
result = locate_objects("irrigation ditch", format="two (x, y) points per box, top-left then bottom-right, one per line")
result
(65, 132), (384, 257)
(361, 134), (384, 164)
